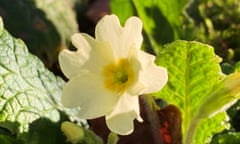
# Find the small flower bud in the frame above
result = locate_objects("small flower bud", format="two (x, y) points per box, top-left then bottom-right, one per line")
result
(61, 121), (84, 144)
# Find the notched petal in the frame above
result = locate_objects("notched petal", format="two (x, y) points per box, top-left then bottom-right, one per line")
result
(59, 49), (86, 79)
(95, 15), (122, 43)
(106, 111), (136, 135)
(123, 16), (143, 50)
(106, 94), (142, 135)
(71, 33), (91, 58)
(61, 72), (119, 119)
(139, 51), (168, 94)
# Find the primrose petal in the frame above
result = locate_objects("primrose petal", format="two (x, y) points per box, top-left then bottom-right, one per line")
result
(59, 14), (168, 135)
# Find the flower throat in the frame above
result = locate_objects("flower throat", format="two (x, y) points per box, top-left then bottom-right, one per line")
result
(103, 59), (135, 94)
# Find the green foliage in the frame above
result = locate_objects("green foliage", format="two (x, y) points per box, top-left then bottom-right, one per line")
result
(192, 112), (229, 144)
(155, 41), (233, 144)
(110, 0), (136, 25)
(188, 0), (240, 62)
(211, 132), (240, 144)
(0, 135), (23, 144)
(110, 0), (191, 53)
(0, 0), (78, 67)
(196, 73), (240, 119)
(20, 116), (69, 144)
(111, 1), (240, 143)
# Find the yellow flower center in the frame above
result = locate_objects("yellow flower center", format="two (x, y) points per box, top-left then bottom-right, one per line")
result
(103, 59), (135, 94)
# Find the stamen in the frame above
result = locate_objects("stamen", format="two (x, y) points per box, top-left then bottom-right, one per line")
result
(103, 59), (135, 94)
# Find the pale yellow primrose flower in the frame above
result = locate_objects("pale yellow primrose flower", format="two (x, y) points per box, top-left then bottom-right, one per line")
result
(59, 15), (168, 135)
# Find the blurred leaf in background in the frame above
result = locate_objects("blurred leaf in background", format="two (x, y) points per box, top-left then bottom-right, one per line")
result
(187, 0), (240, 63)
(111, 0), (193, 54)
(0, 0), (78, 70)
(211, 132), (240, 144)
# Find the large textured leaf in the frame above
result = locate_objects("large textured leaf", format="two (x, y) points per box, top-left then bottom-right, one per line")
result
(155, 41), (229, 144)
(0, 16), (65, 132)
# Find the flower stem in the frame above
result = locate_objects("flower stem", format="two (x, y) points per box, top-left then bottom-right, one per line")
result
(140, 95), (163, 144)
(107, 132), (119, 144)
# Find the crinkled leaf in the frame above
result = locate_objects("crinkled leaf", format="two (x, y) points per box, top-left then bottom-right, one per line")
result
(0, 16), (74, 133)
(155, 40), (229, 144)
(192, 112), (229, 144)
(196, 73), (240, 119)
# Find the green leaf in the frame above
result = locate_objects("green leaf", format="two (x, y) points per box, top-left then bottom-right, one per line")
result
(20, 116), (69, 144)
(234, 61), (240, 72)
(192, 112), (229, 144)
(0, 134), (23, 144)
(221, 62), (234, 74)
(0, 16), (67, 133)
(110, 0), (136, 25)
(196, 73), (240, 119)
(211, 132), (240, 144)
(132, 0), (188, 43)
(111, 0), (191, 53)
(155, 40), (229, 144)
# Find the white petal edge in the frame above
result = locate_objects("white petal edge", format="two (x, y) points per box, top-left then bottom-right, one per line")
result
(106, 93), (142, 135)
(59, 49), (86, 79)
(95, 15), (143, 59)
(62, 72), (119, 119)
(139, 51), (168, 94)
(95, 15), (122, 57)
(79, 33), (114, 73)
(121, 16), (143, 54)
(71, 33), (92, 60)
(59, 33), (94, 79)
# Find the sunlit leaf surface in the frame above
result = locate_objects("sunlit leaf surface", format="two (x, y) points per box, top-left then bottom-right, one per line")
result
(0, 17), (65, 132)
(155, 40), (229, 144)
